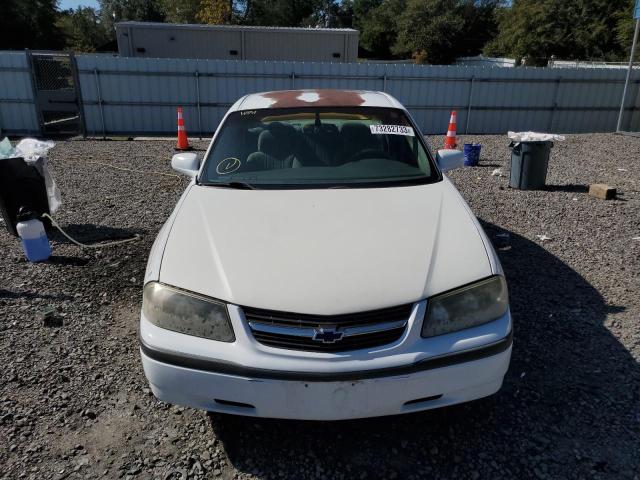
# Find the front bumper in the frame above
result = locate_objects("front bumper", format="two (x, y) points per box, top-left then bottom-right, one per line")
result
(140, 302), (512, 420)
(141, 337), (511, 420)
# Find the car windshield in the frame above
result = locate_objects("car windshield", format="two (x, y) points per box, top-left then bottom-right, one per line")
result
(199, 107), (437, 188)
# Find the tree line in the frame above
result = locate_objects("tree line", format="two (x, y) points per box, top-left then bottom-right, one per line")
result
(1, 0), (637, 65)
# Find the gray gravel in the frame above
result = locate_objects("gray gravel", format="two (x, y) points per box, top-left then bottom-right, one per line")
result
(1, 133), (639, 480)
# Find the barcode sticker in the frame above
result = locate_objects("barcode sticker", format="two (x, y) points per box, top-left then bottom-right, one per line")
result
(369, 124), (415, 136)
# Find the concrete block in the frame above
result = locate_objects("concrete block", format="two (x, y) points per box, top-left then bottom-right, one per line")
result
(589, 184), (616, 200)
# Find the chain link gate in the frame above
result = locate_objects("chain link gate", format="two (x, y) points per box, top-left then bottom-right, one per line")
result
(27, 51), (85, 136)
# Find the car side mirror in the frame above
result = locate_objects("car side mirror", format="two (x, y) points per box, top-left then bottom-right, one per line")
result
(171, 152), (200, 177)
(436, 149), (464, 172)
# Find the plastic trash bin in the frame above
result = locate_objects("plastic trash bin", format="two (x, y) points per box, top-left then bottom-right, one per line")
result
(463, 143), (481, 166)
(509, 141), (552, 190)
(0, 157), (50, 236)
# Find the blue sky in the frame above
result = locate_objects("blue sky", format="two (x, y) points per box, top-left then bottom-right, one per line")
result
(59, 0), (99, 10)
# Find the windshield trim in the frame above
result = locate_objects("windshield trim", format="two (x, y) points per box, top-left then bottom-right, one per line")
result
(197, 106), (443, 189)
(200, 176), (432, 190)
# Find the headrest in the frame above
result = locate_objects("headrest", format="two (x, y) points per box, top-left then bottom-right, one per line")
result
(258, 130), (277, 153)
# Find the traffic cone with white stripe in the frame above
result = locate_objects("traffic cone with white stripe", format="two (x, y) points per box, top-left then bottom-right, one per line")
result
(444, 110), (457, 149)
(176, 107), (192, 151)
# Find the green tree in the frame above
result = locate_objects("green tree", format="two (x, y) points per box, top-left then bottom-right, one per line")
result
(196, 0), (232, 23)
(394, 0), (501, 64)
(394, 0), (461, 63)
(485, 0), (631, 65)
(160, 0), (202, 23)
(303, 0), (354, 27)
(57, 7), (111, 51)
(333, 0), (355, 27)
(357, 0), (405, 58)
(0, 0), (65, 50)
(99, 0), (165, 39)
(458, 0), (501, 57)
(615, 0), (639, 61)
(352, 0), (381, 32)
(242, 0), (318, 26)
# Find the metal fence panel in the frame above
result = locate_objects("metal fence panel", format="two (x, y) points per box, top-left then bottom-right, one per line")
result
(0, 52), (39, 135)
(2, 51), (638, 137)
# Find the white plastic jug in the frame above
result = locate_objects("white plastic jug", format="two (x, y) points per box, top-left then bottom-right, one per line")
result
(16, 211), (51, 262)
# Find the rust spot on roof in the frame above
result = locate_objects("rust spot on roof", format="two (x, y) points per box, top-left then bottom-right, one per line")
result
(260, 89), (367, 108)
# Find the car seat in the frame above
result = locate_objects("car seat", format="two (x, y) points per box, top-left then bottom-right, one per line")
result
(303, 123), (342, 166)
(339, 123), (381, 163)
(246, 122), (322, 171)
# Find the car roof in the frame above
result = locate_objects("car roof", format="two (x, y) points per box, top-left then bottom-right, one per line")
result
(232, 89), (405, 112)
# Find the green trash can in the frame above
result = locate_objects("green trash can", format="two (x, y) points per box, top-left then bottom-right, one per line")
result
(508, 141), (552, 190)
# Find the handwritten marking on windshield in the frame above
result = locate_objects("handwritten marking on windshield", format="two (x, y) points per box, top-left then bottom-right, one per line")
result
(217, 157), (241, 174)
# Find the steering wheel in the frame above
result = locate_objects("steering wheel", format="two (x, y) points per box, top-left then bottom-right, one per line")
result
(346, 149), (391, 163)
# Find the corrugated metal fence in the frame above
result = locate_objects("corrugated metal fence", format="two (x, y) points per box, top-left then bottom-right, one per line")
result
(0, 52), (39, 135)
(2, 51), (639, 136)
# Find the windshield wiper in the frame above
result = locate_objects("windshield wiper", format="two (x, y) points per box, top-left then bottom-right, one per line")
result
(206, 181), (257, 190)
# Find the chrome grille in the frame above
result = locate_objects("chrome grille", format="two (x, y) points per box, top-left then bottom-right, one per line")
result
(243, 304), (412, 352)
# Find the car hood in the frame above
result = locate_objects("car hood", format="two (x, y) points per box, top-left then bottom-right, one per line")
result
(159, 179), (492, 315)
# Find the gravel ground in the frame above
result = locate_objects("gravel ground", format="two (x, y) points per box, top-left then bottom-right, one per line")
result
(1, 133), (639, 480)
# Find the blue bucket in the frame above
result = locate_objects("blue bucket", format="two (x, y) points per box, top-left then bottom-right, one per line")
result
(463, 143), (481, 166)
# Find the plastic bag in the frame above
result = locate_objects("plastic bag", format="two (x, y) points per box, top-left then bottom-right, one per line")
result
(0, 137), (15, 158)
(13, 138), (61, 213)
(15, 138), (56, 162)
(507, 131), (565, 142)
(40, 162), (62, 214)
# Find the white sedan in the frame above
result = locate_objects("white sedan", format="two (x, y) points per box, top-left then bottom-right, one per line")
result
(140, 89), (512, 420)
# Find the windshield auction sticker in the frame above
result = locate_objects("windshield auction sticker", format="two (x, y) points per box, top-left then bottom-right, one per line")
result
(369, 124), (415, 136)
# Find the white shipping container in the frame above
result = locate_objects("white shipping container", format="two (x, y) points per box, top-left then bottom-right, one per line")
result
(115, 22), (359, 63)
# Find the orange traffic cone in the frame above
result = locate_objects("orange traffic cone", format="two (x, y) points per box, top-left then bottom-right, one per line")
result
(176, 107), (191, 151)
(444, 110), (457, 149)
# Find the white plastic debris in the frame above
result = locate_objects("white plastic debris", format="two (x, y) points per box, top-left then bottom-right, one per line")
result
(536, 234), (552, 242)
(508, 131), (566, 142)
(491, 168), (503, 177)
(0, 137), (61, 213)
(14, 138), (56, 162)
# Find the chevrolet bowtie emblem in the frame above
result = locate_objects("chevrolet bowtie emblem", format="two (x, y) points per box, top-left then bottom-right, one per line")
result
(312, 327), (344, 343)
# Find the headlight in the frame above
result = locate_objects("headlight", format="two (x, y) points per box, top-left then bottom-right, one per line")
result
(142, 282), (235, 342)
(422, 276), (508, 338)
